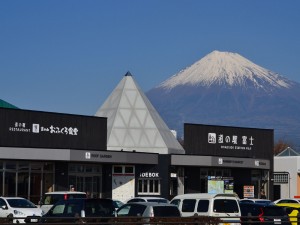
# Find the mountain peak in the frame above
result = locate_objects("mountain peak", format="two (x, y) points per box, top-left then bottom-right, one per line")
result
(159, 51), (292, 91)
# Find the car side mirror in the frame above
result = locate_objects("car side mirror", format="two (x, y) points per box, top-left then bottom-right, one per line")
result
(1, 205), (7, 210)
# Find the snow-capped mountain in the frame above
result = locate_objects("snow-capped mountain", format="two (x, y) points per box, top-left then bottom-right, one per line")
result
(159, 51), (293, 91)
(147, 51), (300, 147)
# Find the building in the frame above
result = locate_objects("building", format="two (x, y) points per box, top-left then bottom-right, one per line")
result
(274, 147), (300, 200)
(0, 72), (274, 203)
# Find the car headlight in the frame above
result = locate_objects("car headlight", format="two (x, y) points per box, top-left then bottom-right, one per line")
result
(13, 210), (26, 216)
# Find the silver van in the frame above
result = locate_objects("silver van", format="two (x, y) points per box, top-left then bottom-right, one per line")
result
(170, 193), (241, 225)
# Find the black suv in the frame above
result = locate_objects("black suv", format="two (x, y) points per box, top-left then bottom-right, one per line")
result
(239, 202), (291, 225)
(41, 198), (115, 223)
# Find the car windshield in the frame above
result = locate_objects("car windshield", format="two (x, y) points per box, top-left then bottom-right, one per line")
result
(263, 207), (287, 216)
(213, 199), (239, 213)
(7, 199), (37, 208)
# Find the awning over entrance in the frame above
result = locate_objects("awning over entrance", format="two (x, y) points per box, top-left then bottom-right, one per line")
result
(0, 147), (158, 164)
(171, 154), (270, 169)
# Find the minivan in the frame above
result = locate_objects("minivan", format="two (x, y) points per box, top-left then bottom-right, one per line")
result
(170, 193), (241, 225)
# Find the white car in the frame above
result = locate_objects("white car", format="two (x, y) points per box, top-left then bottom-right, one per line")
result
(0, 197), (43, 223)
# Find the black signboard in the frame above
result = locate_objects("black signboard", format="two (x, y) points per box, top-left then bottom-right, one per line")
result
(184, 123), (273, 159)
(0, 108), (107, 150)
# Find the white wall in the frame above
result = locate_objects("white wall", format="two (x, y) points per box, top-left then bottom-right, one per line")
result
(274, 156), (300, 198)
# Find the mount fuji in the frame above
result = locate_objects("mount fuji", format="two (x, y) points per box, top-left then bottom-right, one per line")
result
(146, 51), (300, 147)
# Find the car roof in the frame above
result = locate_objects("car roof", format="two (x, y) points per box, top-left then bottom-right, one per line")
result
(60, 198), (112, 202)
(240, 202), (279, 207)
(0, 197), (26, 199)
(44, 191), (86, 194)
(124, 202), (176, 207)
(172, 193), (238, 199)
(276, 203), (300, 207)
(275, 198), (300, 202)
(130, 197), (167, 200)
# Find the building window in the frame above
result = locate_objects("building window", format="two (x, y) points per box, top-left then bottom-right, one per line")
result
(138, 179), (160, 195)
(113, 166), (123, 174)
(112, 165), (134, 175)
(125, 166), (134, 174)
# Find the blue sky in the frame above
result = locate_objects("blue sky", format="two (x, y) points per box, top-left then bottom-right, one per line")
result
(1, 0), (299, 116)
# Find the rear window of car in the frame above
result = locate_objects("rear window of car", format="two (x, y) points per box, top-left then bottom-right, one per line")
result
(127, 198), (146, 203)
(239, 204), (261, 216)
(278, 200), (299, 204)
(213, 199), (239, 213)
(263, 207), (287, 216)
(147, 199), (168, 203)
(153, 206), (181, 217)
(117, 204), (147, 216)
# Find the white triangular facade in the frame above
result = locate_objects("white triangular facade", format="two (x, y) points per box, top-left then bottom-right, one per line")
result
(95, 73), (185, 154)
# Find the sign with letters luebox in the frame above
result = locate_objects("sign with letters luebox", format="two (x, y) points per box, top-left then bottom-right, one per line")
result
(0, 108), (107, 150)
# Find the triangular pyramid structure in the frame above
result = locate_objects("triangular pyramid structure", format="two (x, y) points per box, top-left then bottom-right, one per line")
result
(276, 147), (300, 156)
(95, 72), (185, 154)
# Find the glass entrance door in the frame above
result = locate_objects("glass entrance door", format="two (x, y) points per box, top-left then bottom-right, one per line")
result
(68, 175), (101, 198)
(68, 164), (102, 198)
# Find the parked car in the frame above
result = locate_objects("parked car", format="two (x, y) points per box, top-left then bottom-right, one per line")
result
(170, 193), (240, 225)
(0, 197), (43, 223)
(126, 197), (169, 204)
(276, 203), (300, 225)
(274, 198), (300, 204)
(39, 191), (86, 214)
(239, 202), (291, 225)
(239, 198), (273, 205)
(117, 202), (181, 217)
(41, 198), (115, 223)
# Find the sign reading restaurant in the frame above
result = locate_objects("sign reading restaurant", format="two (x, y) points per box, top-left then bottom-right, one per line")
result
(0, 108), (107, 151)
(184, 123), (274, 159)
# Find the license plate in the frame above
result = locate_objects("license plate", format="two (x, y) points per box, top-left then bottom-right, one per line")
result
(30, 218), (38, 223)
(274, 219), (281, 224)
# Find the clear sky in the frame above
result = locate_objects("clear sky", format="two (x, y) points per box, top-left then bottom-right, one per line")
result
(1, 0), (299, 116)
